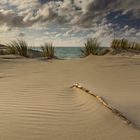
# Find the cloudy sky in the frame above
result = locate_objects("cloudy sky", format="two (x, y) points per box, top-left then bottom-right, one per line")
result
(0, 0), (140, 47)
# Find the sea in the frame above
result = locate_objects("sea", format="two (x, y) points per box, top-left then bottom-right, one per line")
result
(31, 47), (106, 59)
(31, 47), (83, 59)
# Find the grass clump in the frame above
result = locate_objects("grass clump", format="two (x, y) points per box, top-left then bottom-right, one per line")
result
(81, 38), (100, 56)
(0, 50), (9, 55)
(41, 43), (55, 59)
(6, 40), (28, 57)
(111, 38), (140, 51)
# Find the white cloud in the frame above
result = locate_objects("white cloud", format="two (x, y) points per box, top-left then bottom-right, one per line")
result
(136, 32), (140, 37)
(0, 23), (11, 32)
(0, 0), (139, 46)
(0, 0), (139, 29)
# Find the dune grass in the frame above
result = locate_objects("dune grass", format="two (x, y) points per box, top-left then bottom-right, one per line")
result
(6, 40), (28, 57)
(81, 38), (100, 56)
(41, 43), (55, 59)
(111, 38), (140, 51)
(0, 50), (9, 55)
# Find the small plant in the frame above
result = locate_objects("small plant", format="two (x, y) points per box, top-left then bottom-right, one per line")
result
(0, 50), (9, 55)
(135, 43), (140, 51)
(41, 43), (54, 59)
(120, 39), (128, 49)
(81, 38), (100, 56)
(110, 38), (140, 51)
(6, 40), (28, 57)
(111, 39), (117, 49)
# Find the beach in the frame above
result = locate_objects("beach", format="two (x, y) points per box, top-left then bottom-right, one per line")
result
(0, 55), (140, 140)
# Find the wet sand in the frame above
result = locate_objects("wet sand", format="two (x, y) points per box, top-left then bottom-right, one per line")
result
(0, 55), (140, 140)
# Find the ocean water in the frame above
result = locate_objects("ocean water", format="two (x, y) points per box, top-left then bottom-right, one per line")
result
(32, 47), (83, 59)
(55, 47), (82, 59)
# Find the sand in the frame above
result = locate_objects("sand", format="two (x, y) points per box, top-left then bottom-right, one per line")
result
(0, 55), (140, 140)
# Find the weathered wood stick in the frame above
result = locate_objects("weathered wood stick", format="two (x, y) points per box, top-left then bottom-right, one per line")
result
(71, 83), (134, 126)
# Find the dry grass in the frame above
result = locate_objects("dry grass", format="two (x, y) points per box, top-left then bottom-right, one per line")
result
(6, 40), (28, 57)
(81, 38), (100, 56)
(111, 39), (140, 51)
(0, 50), (9, 55)
(41, 43), (55, 59)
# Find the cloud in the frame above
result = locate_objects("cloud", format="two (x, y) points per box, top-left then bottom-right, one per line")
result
(18, 32), (25, 37)
(136, 32), (140, 37)
(0, 0), (139, 29)
(0, 23), (12, 32)
(0, 0), (139, 46)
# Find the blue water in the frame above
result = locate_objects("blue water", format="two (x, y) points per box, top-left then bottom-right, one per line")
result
(32, 47), (83, 59)
(55, 47), (82, 59)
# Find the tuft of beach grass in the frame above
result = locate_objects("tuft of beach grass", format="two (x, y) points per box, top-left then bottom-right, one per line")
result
(6, 40), (28, 57)
(111, 38), (140, 51)
(81, 38), (100, 56)
(41, 43), (55, 59)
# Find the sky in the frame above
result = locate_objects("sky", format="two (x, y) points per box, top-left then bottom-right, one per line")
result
(0, 0), (140, 47)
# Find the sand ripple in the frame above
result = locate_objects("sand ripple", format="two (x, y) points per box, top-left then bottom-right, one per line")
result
(0, 58), (140, 140)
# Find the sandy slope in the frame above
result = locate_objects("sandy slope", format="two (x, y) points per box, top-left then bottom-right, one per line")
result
(0, 55), (140, 140)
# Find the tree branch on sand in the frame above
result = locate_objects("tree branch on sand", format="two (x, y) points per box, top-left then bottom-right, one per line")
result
(71, 83), (138, 129)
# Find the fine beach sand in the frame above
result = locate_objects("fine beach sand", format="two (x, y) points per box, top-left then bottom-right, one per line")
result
(0, 55), (140, 140)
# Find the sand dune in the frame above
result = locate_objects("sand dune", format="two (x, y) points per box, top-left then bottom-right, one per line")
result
(0, 56), (140, 140)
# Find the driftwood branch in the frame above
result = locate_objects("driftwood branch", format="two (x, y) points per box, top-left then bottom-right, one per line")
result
(71, 83), (135, 127)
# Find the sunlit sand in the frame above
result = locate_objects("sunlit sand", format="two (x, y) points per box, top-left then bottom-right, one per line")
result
(0, 55), (140, 140)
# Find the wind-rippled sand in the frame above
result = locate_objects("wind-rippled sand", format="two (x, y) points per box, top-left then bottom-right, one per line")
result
(0, 56), (140, 140)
